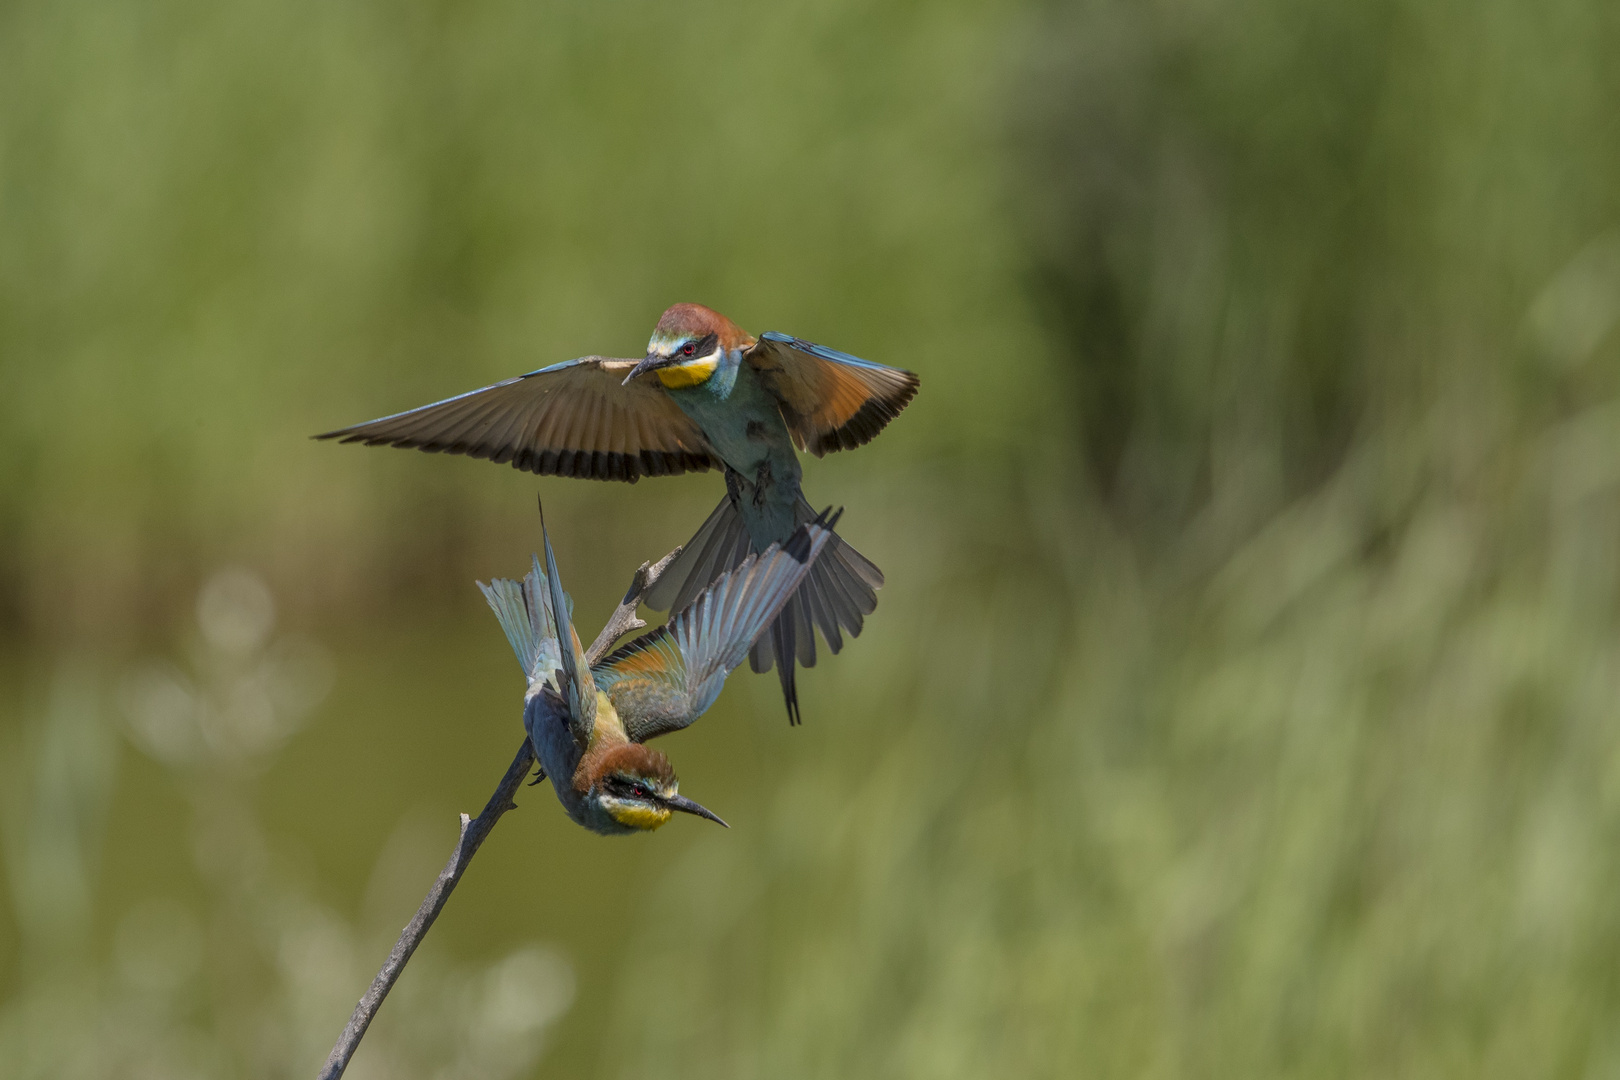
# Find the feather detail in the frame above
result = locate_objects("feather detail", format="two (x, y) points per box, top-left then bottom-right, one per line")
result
(744, 333), (918, 457)
(315, 356), (718, 482)
(647, 493), (882, 724)
(595, 513), (837, 742)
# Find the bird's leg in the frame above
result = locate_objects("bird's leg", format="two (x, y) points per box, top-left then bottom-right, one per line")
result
(752, 462), (772, 508)
(584, 542), (685, 664)
(527, 765), (548, 787)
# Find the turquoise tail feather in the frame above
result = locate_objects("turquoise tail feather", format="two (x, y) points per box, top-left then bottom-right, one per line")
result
(478, 563), (562, 685)
(478, 577), (540, 677)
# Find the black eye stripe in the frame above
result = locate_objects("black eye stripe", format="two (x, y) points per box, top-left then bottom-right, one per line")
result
(679, 333), (717, 359)
(608, 775), (657, 801)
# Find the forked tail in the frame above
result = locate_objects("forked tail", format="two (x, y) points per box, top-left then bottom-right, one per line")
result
(643, 493), (882, 724)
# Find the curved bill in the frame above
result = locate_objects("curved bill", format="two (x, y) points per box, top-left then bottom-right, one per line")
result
(664, 792), (729, 828)
(622, 354), (664, 386)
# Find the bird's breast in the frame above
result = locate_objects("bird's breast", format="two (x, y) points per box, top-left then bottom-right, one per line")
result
(669, 373), (798, 479)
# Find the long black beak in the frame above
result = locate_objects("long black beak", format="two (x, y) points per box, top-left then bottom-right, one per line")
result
(663, 792), (729, 828)
(622, 353), (665, 386)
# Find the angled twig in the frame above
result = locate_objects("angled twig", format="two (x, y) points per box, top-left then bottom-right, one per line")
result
(586, 544), (683, 664)
(317, 541), (682, 1079)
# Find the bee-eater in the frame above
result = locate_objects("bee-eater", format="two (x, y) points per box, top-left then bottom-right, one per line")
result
(479, 505), (837, 835)
(320, 304), (918, 725)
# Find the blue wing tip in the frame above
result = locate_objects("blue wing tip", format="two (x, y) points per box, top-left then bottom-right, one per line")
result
(761, 330), (896, 372)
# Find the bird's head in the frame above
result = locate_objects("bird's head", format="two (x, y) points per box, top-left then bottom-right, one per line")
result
(624, 303), (753, 389)
(588, 743), (728, 833)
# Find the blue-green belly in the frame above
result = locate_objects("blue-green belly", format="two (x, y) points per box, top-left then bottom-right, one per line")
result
(666, 364), (803, 547)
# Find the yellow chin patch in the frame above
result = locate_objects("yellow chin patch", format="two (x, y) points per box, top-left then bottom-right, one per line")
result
(654, 354), (719, 389)
(607, 801), (673, 831)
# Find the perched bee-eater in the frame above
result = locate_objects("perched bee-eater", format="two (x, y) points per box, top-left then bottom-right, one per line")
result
(320, 304), (918, 725)
(479, 504), (837, 835)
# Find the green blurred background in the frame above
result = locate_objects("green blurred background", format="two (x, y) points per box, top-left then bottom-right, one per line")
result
(4, 0), (1620, 1075)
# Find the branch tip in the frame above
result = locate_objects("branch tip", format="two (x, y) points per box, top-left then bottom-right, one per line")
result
(586, 541), (685, 664)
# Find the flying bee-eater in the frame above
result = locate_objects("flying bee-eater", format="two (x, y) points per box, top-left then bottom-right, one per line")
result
(479, 503), (837, 835)
(320, 304), (918, 725)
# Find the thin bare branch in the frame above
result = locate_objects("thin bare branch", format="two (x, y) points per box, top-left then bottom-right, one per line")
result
(318, 541), (684, 1079)
(585, 544), (682, 664)
(318, 737), (533, 1080)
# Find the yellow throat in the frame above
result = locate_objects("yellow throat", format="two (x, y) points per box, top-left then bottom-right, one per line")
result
(654, 354), (718, 389)
(607, 801), (673, 831)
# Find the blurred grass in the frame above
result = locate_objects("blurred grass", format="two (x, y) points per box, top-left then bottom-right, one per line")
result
(4, 0), (1620, 1076)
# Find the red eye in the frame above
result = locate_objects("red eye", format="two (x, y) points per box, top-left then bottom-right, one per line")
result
(680, 343), (695, 357)
(632, 783), (652, 800)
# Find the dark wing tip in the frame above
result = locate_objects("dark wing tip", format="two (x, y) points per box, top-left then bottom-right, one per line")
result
(809, 373), (920, 458)
(511, 448), (715, 483)
(311, 425), (388, 443)
(784, 506), (842, 564)
(317, 431), (713, 484)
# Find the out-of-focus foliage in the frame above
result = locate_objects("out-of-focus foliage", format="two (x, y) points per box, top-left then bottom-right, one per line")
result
(2, 573), (570, 1079)
(3, 0), (1620, 1076)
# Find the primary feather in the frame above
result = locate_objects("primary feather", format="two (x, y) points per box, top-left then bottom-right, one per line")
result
(595, 512), (838, 742)
(321, 303), (918, 724)
(315, 357), (717, 482)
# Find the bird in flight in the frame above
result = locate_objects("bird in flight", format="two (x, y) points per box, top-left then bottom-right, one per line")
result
(321, 303), (918, 724)
(479, 503), (837, 835)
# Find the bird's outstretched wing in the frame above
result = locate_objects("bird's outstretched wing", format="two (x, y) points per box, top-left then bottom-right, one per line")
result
(594, 512), (838, 743)
(744, 333), (918, 456)
(315, 357), (717, 482)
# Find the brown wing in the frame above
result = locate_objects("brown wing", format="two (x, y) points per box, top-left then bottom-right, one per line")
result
(316, 357), (717, 482)
(744, 333), (919, 456)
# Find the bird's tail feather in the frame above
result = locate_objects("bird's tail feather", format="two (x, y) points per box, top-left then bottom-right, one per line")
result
(643, 495), (753, 615)
(478, 568), (561, 684)
(646, 492), (883, 724)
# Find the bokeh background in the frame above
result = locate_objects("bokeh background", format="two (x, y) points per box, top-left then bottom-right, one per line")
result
(4, 0), (1620, 1076)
